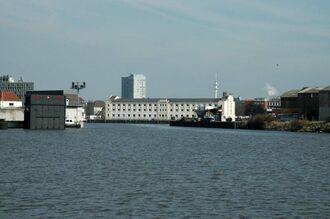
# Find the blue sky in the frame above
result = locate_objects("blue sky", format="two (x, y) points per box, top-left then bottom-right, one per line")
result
(0, 0), (329, 100)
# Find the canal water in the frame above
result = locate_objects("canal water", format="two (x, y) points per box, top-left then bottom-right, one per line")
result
(0, 124), (329, 218)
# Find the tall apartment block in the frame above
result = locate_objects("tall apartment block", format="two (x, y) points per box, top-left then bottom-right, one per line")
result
(0, 75), (34, 102)
(121, 73), (146, 99)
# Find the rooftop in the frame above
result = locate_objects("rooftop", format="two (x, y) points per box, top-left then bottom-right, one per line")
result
(298, 87), (323, 94)
(0, 91), (21, 101)
(281, 89), (300, 98)
(321, 85), (330, 91)
(111, 98), (222, 103)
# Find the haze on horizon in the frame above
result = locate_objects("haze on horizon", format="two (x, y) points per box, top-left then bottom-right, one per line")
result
(0, 0), (329, 100)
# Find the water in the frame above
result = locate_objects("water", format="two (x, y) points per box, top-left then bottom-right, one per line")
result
(0, 124), (329, 218)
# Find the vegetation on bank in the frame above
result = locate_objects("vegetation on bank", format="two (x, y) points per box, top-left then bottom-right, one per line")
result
(244, 115), (330, 133)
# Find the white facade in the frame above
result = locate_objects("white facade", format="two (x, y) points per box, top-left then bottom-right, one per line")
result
(105, 95), (235, 122)
(221, 95), (236, 121)
(0, 100), (22, 108)
(0, 108), (24, 121)
(121, 74), (146, 99)
(65, 107), (85, 127)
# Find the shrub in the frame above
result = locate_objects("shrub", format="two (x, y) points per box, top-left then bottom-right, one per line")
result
(290, 120), (305, 131)
(246, 115), (266, 130)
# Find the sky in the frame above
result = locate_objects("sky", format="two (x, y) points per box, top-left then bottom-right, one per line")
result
(0, 0), (329, 100)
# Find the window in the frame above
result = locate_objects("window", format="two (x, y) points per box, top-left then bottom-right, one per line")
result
(9, 103), (14, 106)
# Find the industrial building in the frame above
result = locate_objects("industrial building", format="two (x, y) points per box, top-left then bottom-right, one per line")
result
(121, 73), (146, 99)
(24, 90), (66, 129)
(105, 94), (235, 122)
(0, 75), (34, 102)
(319, 86), (330, 121)
(280, 86), (330, 121)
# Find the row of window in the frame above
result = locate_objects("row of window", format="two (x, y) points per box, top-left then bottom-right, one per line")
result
(109, 114), (194, 118)
(110, 103), (217, 108)
(109, 108), (194, 112)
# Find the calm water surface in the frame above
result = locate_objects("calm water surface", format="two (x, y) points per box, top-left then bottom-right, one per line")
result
(0, 124), (329, 218)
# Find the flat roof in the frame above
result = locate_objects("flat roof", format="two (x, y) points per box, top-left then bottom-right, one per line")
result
(112, 98), (222, 103)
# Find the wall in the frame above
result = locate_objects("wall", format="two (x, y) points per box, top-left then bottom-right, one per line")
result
(0, 108), (24, 121)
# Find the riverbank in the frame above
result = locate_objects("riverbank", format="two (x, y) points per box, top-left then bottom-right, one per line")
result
(244, 115), (330, 133)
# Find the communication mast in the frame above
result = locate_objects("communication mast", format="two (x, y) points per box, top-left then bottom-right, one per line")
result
(214, 73), (219, 98)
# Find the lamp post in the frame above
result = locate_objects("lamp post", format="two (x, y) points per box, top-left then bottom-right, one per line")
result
(71, 82), (86, 126)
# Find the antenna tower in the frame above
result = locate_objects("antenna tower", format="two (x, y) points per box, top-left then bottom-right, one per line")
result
(214, 73), (219, 98)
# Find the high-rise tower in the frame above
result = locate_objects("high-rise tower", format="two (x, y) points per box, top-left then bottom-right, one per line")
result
(121, 73), (146, 99)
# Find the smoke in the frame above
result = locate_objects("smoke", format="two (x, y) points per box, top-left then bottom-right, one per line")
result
(265, 83), (278, 97)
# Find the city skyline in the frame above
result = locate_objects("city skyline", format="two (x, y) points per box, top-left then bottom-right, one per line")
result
(1, 0), (329, 100)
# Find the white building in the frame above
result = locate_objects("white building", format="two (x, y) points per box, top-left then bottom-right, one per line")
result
(86, 100), (105, 120)
(65, 93), (86, 127)
(0, 91), (24, 121)
(121, 73), (146, 99)
(105, 94), (235, 122)
(0, 91), (23, 108)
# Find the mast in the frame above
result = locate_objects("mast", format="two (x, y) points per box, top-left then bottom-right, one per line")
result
(214, 73), (219, 98)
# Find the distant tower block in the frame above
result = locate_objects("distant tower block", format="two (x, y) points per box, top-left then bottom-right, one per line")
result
(214, 73), (219, 98)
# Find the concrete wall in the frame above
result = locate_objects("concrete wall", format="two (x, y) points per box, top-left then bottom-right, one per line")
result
(0, 108), (24, 121)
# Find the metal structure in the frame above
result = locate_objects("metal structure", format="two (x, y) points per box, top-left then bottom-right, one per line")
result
(70, 82), (86, 127)
(24, 90), (66, 129)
